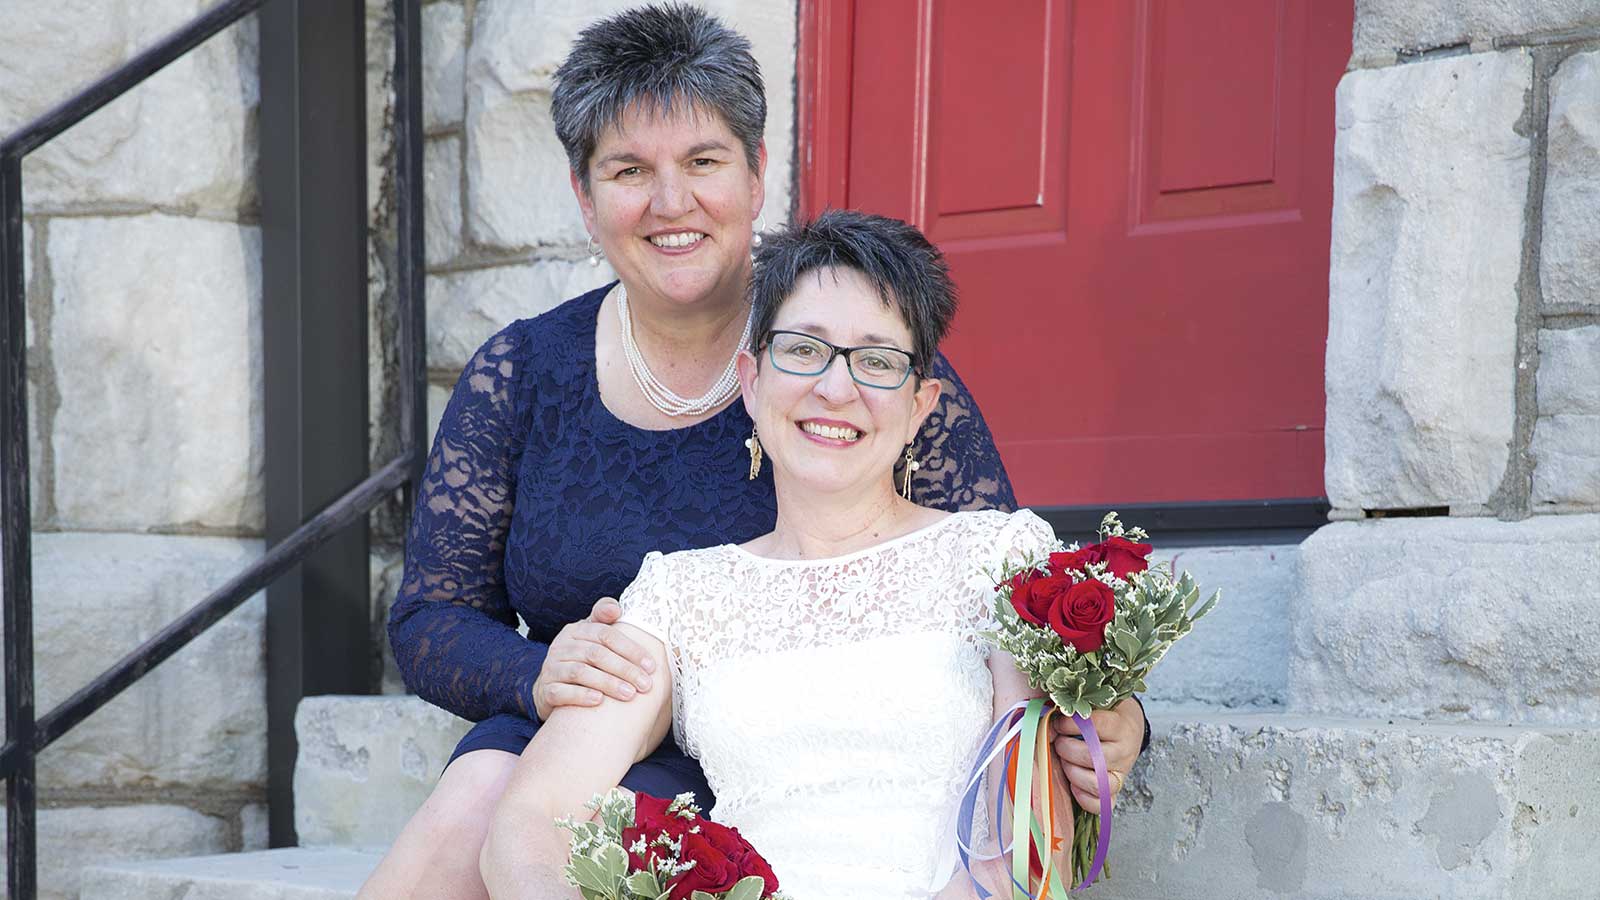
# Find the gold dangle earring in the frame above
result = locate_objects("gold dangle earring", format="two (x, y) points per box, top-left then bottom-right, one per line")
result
(900, 445), (921, 499)
(745, 426), (763, 480)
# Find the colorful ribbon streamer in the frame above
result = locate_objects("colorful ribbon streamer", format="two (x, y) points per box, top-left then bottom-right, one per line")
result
(954, 699), (1113, 897)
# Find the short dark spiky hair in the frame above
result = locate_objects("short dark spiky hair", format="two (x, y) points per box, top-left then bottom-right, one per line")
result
(551, 3), (766, 189)
(749, 210), (958, 378)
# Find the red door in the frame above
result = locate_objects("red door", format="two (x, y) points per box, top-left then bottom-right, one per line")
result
(800, 0), (1351, 507)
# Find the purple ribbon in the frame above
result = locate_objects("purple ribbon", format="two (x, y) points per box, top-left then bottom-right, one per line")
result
(1070, 712), (1114, 892)
(954, 704), (1116, 896)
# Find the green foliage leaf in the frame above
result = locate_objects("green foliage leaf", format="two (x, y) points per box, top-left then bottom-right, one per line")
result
(569, 856), (615, 896)
(598, 844), (628, 885)
(690, 892), (720, 900)
(724, 877), (767, 900)
(625, 871), (662, 898)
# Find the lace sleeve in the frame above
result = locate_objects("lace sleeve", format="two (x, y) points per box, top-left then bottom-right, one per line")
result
(617, 551), (671, 646)
(970, 510), (1061, 648)
(387, 325), (545, 722)
(908, 352), (1018, 513)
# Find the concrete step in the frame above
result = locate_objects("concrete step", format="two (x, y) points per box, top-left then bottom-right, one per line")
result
(1089, 711), (1600, 900)
(79, 848), (380, 900)
(82, 703), (1599, 899)
(1292, 514), (1600, 724)
(294, 695), (472, 847)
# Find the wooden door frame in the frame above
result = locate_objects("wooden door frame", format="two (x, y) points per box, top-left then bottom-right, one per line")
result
(794, 0), (1329, 541)
(797, 0), (854, 219)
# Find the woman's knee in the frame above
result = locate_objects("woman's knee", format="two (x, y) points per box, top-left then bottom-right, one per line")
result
(419, 749), (519, 840)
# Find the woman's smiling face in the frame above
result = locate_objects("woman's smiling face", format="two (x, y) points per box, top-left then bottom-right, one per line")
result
(738, 266), (942, 499)
(574, 102), (766, 309)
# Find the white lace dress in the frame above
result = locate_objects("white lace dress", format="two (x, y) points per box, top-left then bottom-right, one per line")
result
(619, 509), (1057, 900)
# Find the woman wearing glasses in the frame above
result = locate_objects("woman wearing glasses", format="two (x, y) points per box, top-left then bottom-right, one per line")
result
(483, 209), (1066, 899)
(367, 6), (1144, 899)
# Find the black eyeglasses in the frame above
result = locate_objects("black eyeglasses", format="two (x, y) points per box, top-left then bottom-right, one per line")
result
(763, 330), (919, 390)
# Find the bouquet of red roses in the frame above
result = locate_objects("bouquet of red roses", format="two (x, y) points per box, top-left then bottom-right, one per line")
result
(558, 789), (785, 900)
(961, 513), (1217, 896)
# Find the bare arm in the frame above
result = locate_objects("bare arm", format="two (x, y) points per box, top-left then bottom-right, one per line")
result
(479, 624), (673, 899)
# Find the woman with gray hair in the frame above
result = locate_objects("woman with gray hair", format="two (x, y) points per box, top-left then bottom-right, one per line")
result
(363, 5), (1144, 898)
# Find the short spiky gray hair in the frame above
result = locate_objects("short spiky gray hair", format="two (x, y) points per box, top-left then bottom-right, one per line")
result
(551, 3), (766, 190)
(749, 210), (958, 379)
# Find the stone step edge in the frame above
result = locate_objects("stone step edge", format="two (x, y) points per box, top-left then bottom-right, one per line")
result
(307, 693), (1600, 737)
(79, 847), (383, 899)
(1144, 708), (1600, 737)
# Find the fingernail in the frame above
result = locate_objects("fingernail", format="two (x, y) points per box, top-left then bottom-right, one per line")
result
(637, 677), (652, 692)
(643, 658), (657, 673)
(619, 684), (635, 698)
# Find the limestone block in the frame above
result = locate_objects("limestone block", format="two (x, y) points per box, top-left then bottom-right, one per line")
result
(23, 218), (36, 349)
(427, 381), (452, 446)
(425, 135), (463, 266)
(366, 0), (396, 225)
(0, 0), (215, 136)
(369, 550), (407, 695)
(1142, 544), (1295, 709)
(81, 847), (379, 900)
(1094, 715), (1600, 900)
(28, 533), (266, 790)
(2, 804), (230, 900)
(294, 695), (473, 847)
(1290, 515), (1600, 723)
(1531, 415), (1600, 505)
(1543, 51), (1600, 310)
(27, 378), (45, 528)
(464, 82), (589, 249)
(48, 214), (263, 531)
(1538, 325), (1600, 416)
(1325, 52), (1530, 510)
(1353, 0), (1600, 61)
(24, 221), (45, 523)
(464, 0), (794, 251)
(22, 24), (258, 213)
(423, 1), (466, 131)
(240, 804), (270, 852)
(427, 259), (610, 373)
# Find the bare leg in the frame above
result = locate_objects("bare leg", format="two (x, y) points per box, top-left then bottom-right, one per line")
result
(356, 749), (519, 900)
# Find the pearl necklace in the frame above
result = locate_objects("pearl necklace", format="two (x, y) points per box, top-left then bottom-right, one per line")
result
(616, 283), (752, 417)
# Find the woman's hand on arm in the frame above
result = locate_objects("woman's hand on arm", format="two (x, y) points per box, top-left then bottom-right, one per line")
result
(531, 597), (658, 721)
(480, 624), (672, 899)
(1049, 697), (1146, 815)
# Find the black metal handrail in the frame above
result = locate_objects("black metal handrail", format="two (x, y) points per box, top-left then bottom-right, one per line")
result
(0, 0), (426, 895)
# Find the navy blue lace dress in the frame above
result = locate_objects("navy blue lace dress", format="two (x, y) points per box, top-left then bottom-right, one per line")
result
(388, 283), (1017, 809)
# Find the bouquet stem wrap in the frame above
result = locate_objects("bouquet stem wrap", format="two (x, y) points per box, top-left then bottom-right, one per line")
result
(957, 699), (1112, 897)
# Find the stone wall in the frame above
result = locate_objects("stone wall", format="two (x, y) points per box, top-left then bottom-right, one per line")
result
(1308, 5), (1600, 719)
(1, 2), (268, 896)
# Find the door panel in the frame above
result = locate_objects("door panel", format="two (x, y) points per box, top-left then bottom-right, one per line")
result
(806, 0), (1350, 506)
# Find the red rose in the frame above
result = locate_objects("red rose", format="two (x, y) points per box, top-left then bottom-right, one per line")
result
(1096, 536), (1152, 580)
(700, 821), (780, 894)
(1048, 548), (1095, 573)
(1008, 571), (1074, 628)
(1005, 571), (1045, 626)
(621, 794), (688, 870)
(1046, 579), (1115, 653)
(668, 832), (742, 899)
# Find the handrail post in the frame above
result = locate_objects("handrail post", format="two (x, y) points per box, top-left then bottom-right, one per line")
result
(1, 149), (38, 900)
(395, 0), (428, 499)
(260, 0), (374, 848)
